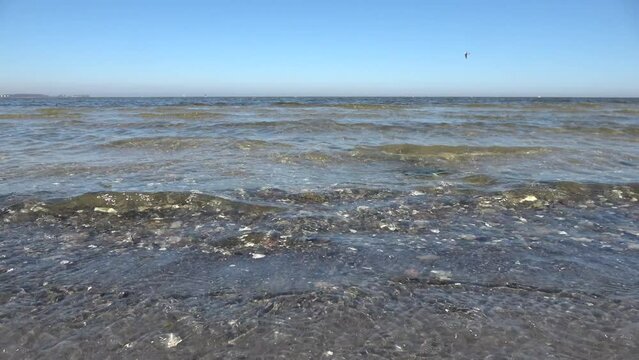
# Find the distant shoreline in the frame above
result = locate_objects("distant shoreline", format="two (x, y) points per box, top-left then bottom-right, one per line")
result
(0, 94), (90, 98)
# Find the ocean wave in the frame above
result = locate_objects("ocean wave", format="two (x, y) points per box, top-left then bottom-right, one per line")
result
(457, 101), (605, 112)
(276, 181), (639, 207)
(215, 118), (639, 141)
(497, 181), (639, 207)
(3, 182), (637, 248)
(271, 101), (410, 110)
(3, 191), (282, 219)
(103, 136), (293, 151)
(611, 108), (639, 116)
(247, 181), (639, 210)
(272, 150), (346, 165)
(134, 111), (226, 120)
(0, 107), (84, 119)
(555, 125), (639, 138)
(352, 144), (551, 162)
(218, 119), (353, 133)
(233, 139), (293, 151)
(218, 119), (441, 134)
(102, 136), (213, 150)
(438, 112), (527, 121)
(264, 143), (553, 167)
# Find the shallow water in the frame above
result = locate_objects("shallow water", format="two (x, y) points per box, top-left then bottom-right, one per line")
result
(1, 97), (638, 358)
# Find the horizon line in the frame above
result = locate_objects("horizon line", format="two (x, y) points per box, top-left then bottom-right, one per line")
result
(1, 94), (638, 99)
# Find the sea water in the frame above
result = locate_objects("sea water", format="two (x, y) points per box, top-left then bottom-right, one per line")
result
(1, 97), (638, 358)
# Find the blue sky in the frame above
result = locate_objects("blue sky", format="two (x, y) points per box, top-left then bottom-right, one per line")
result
(0, 0), (637, 96)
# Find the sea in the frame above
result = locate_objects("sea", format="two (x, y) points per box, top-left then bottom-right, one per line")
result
(1, 97), (638, 358)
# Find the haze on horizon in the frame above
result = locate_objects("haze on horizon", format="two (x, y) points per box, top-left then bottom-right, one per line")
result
(0, 0), (637, 98)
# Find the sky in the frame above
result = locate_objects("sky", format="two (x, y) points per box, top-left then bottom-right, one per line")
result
(0, 0), (637, 97)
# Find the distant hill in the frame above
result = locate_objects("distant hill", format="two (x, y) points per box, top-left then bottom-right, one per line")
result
(0, 94), (50, 98)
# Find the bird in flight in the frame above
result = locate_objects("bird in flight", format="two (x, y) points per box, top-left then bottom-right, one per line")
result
(464, 51), (470, 59)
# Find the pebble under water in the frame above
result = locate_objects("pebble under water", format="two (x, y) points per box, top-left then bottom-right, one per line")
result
(1, 97), (638, 359)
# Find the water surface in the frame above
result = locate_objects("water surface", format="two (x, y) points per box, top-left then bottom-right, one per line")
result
(1, 97), (638, 358)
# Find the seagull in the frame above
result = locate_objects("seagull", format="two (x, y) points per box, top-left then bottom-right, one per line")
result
(464, 51), (470, 59)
